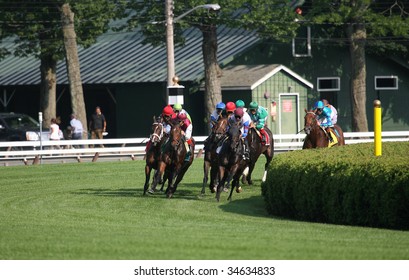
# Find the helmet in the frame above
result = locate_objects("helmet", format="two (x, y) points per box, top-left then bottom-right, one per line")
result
(177, 112), (187, 120)
(225, 102), (236, 112)
(249, 101), (258, 110)
(162, 105), (174, 116)
(235, 107), (244, 117)
(173, 103), (182, 111)
(216, 102), (226, 110)
(235, 100), (245, 108)
(314, 101), (324, 109)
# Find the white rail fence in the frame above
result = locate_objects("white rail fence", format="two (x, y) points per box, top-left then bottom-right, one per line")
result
(0, 131), (408, 165)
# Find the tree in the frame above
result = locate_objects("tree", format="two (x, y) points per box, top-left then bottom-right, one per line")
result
(305, 0), (409, 131)
(0, 0), (127, 128)
(124, 0), (300, 133)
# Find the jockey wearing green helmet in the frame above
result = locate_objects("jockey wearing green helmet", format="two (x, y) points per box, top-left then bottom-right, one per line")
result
(248, 101), (270, 146)
(235, 99), (245, 108)
(172, 103), (192, 122)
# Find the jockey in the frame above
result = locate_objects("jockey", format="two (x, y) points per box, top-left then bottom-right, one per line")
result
(225, 101), (236, 118)
(162, 105), (176, 135)
(248, 101), (270, 146)
(210, 102), (226, 129)
(322, 99), (338, 125)
(177, 112), (193, 159)
(228, 107), (250, 160)
(235, 99), (248, 112)
(173, 103), (192, 122)
(235, 99), (252, 126)
(314, 100), (334, 142)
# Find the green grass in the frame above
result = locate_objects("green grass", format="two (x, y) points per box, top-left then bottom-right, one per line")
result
(0, 158), (408, 260)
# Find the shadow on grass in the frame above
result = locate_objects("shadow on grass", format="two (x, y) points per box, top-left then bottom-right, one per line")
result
(218, 195), (271, 219)
(71, 183), (202, 201)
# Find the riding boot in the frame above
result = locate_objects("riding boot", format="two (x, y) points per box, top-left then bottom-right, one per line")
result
(260, 128), (270, 146)
(326, 127), (334, 142)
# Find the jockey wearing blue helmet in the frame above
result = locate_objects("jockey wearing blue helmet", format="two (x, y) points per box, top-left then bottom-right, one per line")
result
(314, 100), (334, 142)
(210, 102), (226, 128)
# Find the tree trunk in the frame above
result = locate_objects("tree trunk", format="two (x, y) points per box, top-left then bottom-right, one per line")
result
(61, 3), (88, 138)
(202, 24), (222, 134)
(347, 22), (369, 132)
(39, 55), (57, 128)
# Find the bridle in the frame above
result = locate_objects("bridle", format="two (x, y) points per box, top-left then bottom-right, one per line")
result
(304, 111), (318, 135)
(150, 122), (164, 144)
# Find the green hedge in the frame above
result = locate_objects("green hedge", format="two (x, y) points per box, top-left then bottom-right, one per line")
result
(262, 142), (409, 230)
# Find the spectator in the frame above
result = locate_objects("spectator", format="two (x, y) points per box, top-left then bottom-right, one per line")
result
(70, 113), (84, 148)
(89, 106), (106, 147)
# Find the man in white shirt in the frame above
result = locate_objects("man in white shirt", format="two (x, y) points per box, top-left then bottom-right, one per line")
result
(70, 113), (84, 140)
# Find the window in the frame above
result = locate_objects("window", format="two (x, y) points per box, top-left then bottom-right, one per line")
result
(317, 77), (340, 92)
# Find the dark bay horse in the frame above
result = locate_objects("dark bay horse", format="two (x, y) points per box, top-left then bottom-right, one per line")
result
(216, 125), (248, 202)
(201, 116), (229, 195)
(150, 120), (194, 198)
(143, 116), (168, 195)
(303, 110), (345, 149)
(241, 126), (274, 185)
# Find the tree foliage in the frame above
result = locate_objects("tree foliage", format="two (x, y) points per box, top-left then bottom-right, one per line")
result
(0, 0), (127, 126)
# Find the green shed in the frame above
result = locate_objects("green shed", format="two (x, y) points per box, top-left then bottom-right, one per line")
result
(220, 64), (313, 134)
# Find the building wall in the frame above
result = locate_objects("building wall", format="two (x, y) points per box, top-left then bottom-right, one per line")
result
(232, 41), (409, 132)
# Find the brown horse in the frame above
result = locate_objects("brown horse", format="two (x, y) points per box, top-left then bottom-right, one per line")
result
(241, 126), (274, 185)
(216, 124), (248, 202)
(303, 110), (345, 149)
(143, 116), (168, 195)
(201, 116), (229, 195)
(149, 120), (194, 198)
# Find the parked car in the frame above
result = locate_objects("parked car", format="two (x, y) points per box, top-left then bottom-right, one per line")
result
(0, 112), (49, 142)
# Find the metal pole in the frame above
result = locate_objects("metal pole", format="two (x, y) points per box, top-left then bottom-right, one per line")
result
(374, 99), (382, 156)
(39, 112), (43, 164)
(165, 0), (175, 104)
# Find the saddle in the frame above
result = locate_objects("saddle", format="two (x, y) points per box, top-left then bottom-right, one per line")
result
(322, 127), (339, 147)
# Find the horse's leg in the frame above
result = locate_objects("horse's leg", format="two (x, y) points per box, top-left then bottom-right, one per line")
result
(262, 149), (273, 182)
(159, 169), (169, 192)
(210, 162), (219, 193)
(216, 167), (226, 202)
(166, 168), (180, 198)
(143, 164), (152, 195)
(149, 162), (165, 194)
(202, 159), (210, 195)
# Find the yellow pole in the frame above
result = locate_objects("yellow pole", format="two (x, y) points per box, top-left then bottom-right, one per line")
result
(374, 99), (382, 156)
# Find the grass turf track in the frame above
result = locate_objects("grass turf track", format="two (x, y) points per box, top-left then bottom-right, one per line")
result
(0, 158), (408, 260)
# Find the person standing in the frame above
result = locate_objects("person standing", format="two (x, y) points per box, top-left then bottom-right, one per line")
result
(70, 113), (84, 140)
(89, 106), (106, 147)
(49, 118), (61, 149)
(70, 113), (84, 148)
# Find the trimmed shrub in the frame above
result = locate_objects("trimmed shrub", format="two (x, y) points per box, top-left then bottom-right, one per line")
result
(262, 142), (409, 230)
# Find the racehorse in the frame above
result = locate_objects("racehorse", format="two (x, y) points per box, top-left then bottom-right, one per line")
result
(303, 109), (345, 148)
(241, 126), (274, 185)
(143, 116), (167, 195)
(201, 116), (229, 195)
(149, 120), (195, 198)
(216, 124), (248, 202)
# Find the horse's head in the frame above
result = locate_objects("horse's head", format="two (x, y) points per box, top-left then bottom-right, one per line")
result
(304, 109), (318, 135)
(227, 124), (241, 153)
(150, 116), (164, 145)
(169, 120), (183, 150)
(212, 116), (229, 141)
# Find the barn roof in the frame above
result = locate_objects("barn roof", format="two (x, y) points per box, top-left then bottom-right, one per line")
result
(219, 64), (314, 90)
(0, 27), (259, 86)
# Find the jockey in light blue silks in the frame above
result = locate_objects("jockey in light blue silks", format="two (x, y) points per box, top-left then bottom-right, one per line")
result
(313, 100), (334, 142)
